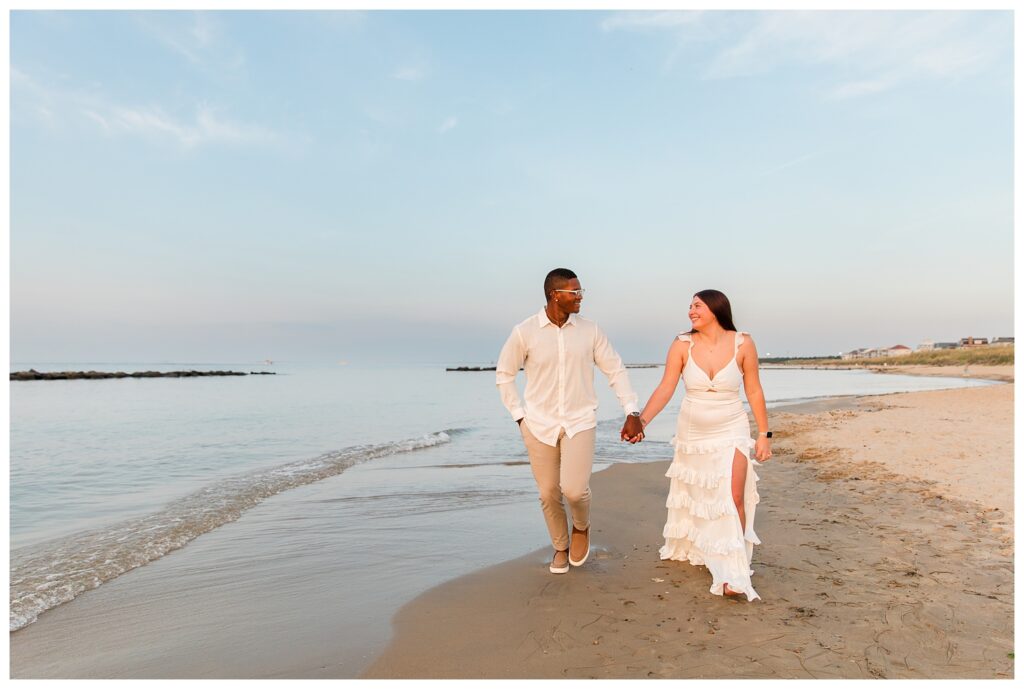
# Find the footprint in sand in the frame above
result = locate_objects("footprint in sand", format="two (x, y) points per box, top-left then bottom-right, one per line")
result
(789, 606), (818, 618)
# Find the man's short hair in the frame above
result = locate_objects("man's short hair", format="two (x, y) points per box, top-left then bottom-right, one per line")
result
(544, 268), (577, 300)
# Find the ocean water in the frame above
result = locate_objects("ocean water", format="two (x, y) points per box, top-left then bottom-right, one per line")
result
(9, 362), (997, 633)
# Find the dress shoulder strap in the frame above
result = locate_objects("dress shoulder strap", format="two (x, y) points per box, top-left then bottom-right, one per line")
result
(734, 331), (749, 353)
(677, 332), (692, 344)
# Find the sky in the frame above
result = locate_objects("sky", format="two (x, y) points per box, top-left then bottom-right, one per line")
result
(8, 9), (1015, 364)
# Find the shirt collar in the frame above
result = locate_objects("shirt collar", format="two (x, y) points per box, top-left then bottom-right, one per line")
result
(537, 308), (577, 328)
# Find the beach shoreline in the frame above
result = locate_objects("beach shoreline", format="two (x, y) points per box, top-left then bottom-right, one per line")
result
(364, 380), (1014, 679)
(10, 369), (1013, 679)
(764, 363), (1013, 383)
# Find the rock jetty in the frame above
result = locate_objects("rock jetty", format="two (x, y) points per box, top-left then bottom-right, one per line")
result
(445, 365), (656, 371)
(10, 369), (276, 381)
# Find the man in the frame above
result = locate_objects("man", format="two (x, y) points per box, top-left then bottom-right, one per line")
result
(496, 268), (644, 574)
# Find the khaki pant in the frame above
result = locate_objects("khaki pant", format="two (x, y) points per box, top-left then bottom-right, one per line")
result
(520, 423), (596, 550)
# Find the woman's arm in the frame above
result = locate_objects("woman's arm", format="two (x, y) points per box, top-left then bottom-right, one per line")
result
(739, 334), (772, 461)
(639, 339), (687, 425)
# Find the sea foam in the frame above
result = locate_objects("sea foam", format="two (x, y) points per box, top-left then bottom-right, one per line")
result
(9, 430), (456, 631)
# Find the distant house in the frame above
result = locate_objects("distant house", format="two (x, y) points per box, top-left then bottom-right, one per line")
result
(991, 337), (1014, 347)
(917, 340), (935, 351)
(959, 337), (989, 347)
(844, 343), (942, 359)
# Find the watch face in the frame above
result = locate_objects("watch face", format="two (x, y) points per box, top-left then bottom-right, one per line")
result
(766, 432), (773, 438)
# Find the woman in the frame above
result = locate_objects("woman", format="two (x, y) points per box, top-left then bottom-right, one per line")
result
(624, 289), (771, 600)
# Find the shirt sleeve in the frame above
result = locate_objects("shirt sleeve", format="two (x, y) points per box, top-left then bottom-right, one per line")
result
(593, 325), (640, 415)
(495, 326), (527, 421)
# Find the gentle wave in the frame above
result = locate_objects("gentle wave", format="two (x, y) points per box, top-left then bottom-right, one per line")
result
(432, 461), (530, 469)
(9, 430), (457, 631)
(313, 487), (532, 517)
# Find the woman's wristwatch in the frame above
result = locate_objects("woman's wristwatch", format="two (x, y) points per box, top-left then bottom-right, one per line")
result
(759, 431), (773, 438)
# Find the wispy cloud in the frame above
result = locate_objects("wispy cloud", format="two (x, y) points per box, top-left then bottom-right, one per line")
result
(12, 67), (289, 150)
(603, 10), (1010, 99)
(757, 132), (874, 179)
(758, 148), (828, 178)
(393, 64), (426, 81)
(827, 77), (899, 101)
(314, 10), (368, 32)
(81, 109), (113, 134)
(136, 12), (245, 74)
(600, 11), (703, 33)
(362, 104), (402, 126)
(111, 104), (280, 148)
(599, 11), (738, 74)
(438, 116), (458, 134)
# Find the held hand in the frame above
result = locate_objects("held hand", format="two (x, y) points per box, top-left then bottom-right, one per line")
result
(621, 415), (644, 444)
(619, 422), (632, 442)
(754, 436), (772, 462)
(619, 423), (641, 443)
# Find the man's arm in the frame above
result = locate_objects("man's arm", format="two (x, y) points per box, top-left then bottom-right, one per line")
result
(593, 326), (639, 415)
(496, 327), (527, 423)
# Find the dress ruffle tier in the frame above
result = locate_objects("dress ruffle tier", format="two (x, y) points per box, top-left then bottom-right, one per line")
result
(659, 436), (761, 601)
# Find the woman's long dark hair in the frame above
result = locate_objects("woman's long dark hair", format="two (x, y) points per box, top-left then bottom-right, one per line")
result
(688, 289), (738, 333)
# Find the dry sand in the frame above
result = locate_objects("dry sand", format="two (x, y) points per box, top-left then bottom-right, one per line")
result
(792, 384), (1013, 515)
(364, 381), (1014, 679)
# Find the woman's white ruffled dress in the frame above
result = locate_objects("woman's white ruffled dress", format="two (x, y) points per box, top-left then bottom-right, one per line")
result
(659, 331), (761, 601)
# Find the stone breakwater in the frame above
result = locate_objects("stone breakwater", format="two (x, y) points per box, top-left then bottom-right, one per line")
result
(10, 369), (276, 381)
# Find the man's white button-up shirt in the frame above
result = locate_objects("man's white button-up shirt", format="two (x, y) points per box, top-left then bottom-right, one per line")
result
(496, 308), (640, 447)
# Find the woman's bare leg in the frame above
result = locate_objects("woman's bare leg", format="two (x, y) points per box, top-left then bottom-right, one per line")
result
(731, 448), (748, 532)
(724, 448), (748, 596)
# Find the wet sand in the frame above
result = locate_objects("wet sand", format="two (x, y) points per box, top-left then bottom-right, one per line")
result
(869, 364), (1013, 383)
(9, 445), (545, 679)
(364, 382), (1014, 679)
